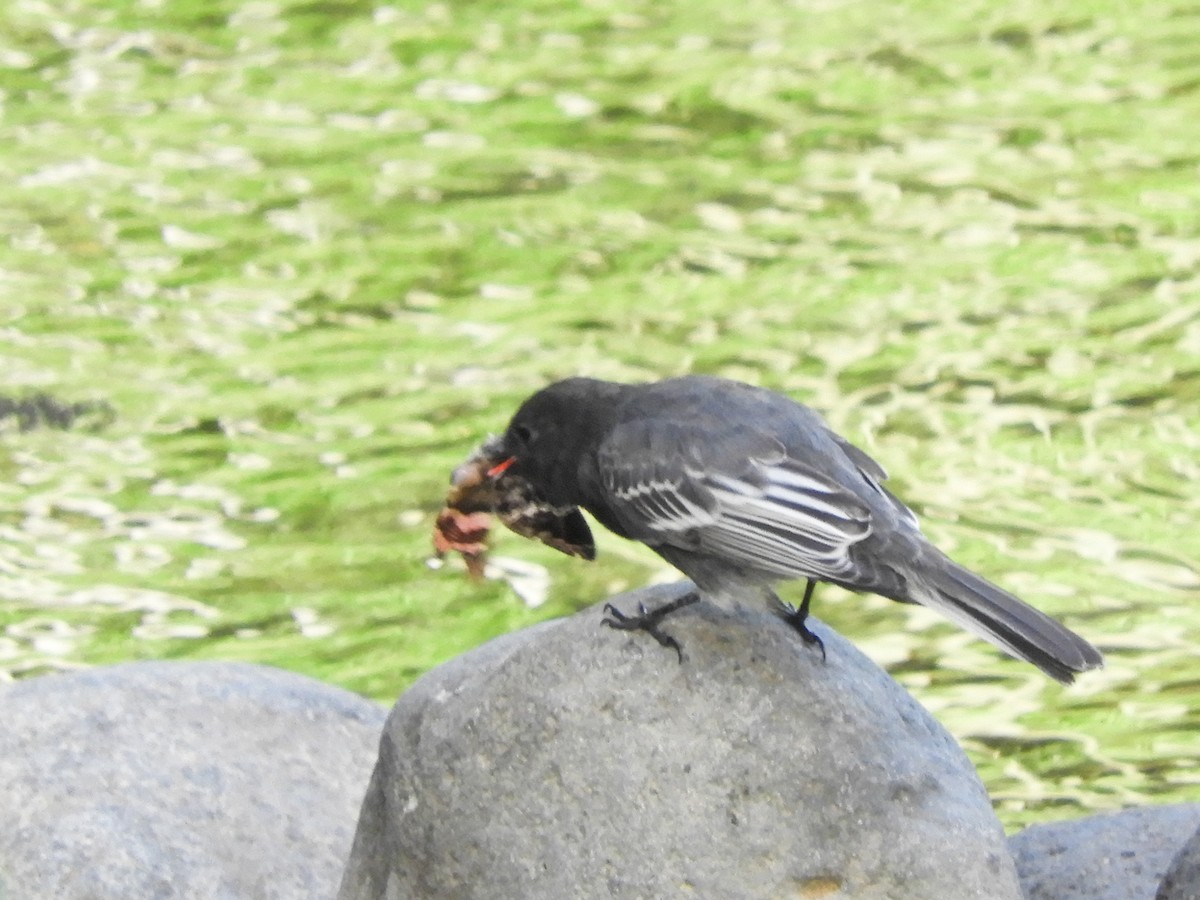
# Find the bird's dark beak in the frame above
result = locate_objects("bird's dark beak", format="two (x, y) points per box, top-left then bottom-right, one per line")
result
(559, 509), (596, 561)
(449, 435), (509, 489)
(447, 437), (508, 512)
(443, 434), (594, 562)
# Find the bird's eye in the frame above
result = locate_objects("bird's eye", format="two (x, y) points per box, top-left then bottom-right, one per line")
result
(511, 423), (534, 445)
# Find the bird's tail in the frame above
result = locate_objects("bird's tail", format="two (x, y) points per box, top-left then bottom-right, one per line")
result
(910, 551), (1103, 684)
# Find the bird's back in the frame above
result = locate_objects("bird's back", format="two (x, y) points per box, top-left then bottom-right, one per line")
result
(611, 376), (909, 529)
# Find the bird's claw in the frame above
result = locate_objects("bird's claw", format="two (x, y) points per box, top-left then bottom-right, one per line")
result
(601, 592), (699, 664)
(778, 580), (826, 663)
(800, 624), (827, 663)
(783, 610), (827, 663)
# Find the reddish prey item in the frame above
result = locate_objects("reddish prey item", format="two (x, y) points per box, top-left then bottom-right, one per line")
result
(433, 436), (595, 577)
(486, 456), (516, 478)
(432, 508), (491, 579)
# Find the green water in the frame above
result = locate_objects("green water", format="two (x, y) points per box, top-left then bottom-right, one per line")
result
(2, 0), (1198, 831)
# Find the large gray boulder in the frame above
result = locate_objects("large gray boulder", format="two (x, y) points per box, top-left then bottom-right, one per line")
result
(1010, 803), (1200, 900)
(0, 661), (386, 900)
(1158, 820), (1200, 899)
(339, 583), (1022, 900)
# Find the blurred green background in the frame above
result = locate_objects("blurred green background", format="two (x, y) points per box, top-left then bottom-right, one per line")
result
(2, 0), (1198, 831)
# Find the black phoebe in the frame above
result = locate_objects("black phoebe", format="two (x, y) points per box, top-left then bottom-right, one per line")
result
(461, 375), (1103, 683)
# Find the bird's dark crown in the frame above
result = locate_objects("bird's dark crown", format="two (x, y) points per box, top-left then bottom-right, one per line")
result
(499, 378), (625, 505)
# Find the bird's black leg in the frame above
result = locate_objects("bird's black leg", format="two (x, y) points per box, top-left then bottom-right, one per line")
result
(602, 591), (700, 663)
(781, 580), (826, 662)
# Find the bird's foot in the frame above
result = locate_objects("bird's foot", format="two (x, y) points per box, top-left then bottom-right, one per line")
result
(602, 591), (700, 663)
(774, 580), (826, 663)
(780, 605), (827, 663)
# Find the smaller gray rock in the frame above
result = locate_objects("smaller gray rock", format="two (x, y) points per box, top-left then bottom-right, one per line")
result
(340, 584), (1022, 900)
(1157, 822), (1200, 899)
(1010, 804), (1200, 900)
(0, 661), (386, 900)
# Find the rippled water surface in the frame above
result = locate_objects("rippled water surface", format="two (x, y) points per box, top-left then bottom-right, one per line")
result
(2, 0), (1198, 830)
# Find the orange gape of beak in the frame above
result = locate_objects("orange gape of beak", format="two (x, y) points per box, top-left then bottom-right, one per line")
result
(486, 456), (516, 478)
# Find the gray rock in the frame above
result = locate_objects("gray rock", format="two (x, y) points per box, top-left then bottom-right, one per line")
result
(1010, 803), (1200, 900)
(1159, 821), (1200, 899)
(0, 660), (386, 900)
(339, 583), (1021, 900)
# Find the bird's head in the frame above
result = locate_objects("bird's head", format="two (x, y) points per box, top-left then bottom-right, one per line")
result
(485, 378), (624, 505)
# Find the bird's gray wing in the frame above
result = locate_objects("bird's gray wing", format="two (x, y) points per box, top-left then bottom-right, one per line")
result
(823, 426), (921, 531)
(594, 420), (874, 582)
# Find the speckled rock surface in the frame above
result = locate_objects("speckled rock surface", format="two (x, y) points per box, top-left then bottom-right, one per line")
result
(0, 661), (386, 900)
(1011, 803), (1200, 900)
(339, 583), (1021, 900)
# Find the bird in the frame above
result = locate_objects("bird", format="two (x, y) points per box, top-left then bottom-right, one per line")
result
(470, 374), (1104, 683)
